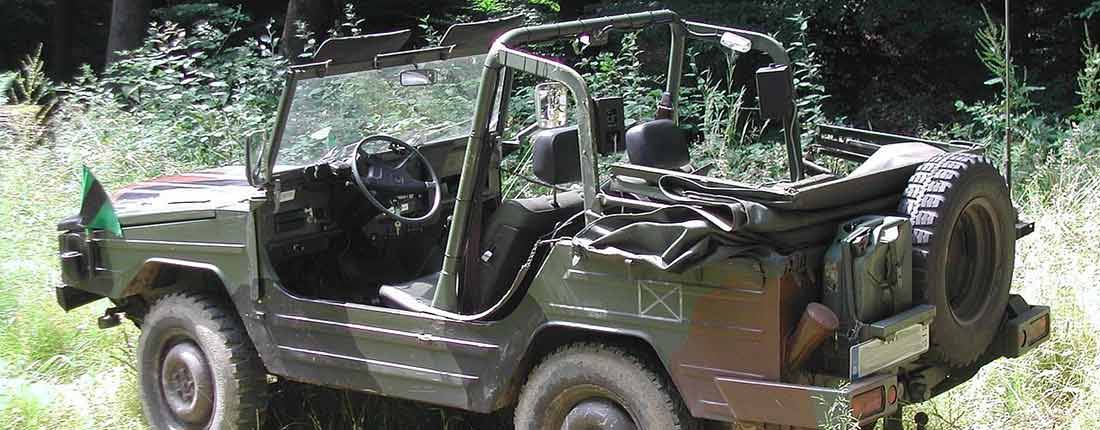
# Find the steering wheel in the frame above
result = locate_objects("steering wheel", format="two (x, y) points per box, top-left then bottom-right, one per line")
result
(350, 134), (442, 225)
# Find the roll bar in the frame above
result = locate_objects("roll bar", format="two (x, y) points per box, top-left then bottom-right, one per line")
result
(433, 9), (797, 312)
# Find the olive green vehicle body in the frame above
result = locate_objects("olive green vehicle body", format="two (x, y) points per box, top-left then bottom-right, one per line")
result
(58, 205), (862, 426)
(56, 10), (1050, 429)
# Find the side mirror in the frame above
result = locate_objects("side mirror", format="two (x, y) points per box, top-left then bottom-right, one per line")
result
(755, 64), (794, 121)
(244, 130), (267, 187)
(535, 82), (570, 129)
(399, 69), (437, 87)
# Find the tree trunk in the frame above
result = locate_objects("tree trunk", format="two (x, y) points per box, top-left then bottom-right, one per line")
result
(49, 0), (74, 78)
(105, 0), (151, 65)
(281, 0), (337, 61)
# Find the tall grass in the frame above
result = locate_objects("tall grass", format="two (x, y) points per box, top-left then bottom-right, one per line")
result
(0, 139), (147, 430)
(902, 156), (1100, 430)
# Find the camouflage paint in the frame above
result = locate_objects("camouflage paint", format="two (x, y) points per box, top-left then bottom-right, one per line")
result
(53, 10), (1048, 429)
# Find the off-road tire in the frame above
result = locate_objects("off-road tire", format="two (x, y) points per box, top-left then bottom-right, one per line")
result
(138, 292), (268, 430)
(899, 152), (1015, 367)
(514, 342), (696, 430)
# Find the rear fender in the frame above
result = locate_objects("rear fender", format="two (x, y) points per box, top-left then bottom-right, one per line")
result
(501, 321), (671, 408)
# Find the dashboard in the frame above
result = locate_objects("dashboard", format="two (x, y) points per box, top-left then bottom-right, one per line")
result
(258, 136), (489, 300)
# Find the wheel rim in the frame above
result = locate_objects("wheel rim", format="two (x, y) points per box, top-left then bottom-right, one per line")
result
(159, 340), (214, 426)
(561, 398), (637, 430)
(944, 197), (1000, 324)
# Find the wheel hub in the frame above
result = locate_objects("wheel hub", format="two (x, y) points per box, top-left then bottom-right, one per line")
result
(160, 341), (214, 425)
(945, 198), (999, 324)
(561, 398), (637, 430)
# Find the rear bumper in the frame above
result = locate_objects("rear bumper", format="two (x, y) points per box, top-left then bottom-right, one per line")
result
(995, 294), (1051, 358)
(708, 296), (1050, 427)
(716, 373), (899, 428)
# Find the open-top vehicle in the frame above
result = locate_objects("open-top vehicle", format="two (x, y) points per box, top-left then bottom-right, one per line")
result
(56, 10), (1051, 429)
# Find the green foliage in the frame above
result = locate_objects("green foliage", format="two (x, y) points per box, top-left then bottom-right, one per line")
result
(576, 33), (663, 123)
(1079, 1), (1100, 19)
(152, 3), (250, 28)
(527, 0), (560, 13)
(61, 17), (285, 167)
(787, 12), (831, 145)
(7, 43), (54, 107)
(0, 140), (147, 429)
(0, 72), (13, 105)
(951, 10), (1067, 188)
(419, 15), (446, 46)
(331, 3), (367, 38)
(1077, 31), (1100, 120)
(471, 0), (503, 14)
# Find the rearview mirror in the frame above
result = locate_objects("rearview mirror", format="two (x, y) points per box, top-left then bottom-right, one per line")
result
(399, 69), (437, 87)
(244, 130), (267, 187)
(535, 82), (569, 129)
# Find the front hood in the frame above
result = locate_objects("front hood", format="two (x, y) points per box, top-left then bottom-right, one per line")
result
(58, 166), (258, 232)
(113, 166), (255, 213)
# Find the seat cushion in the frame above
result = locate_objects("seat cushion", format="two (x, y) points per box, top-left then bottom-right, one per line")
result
(381, 192), (584, 314)
(379, 271), (439, 310)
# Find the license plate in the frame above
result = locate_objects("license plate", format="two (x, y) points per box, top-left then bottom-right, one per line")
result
(850, 322), (929, 379)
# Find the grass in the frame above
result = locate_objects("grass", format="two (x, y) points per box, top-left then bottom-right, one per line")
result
(0, 141), (146, 430)
(901, 157), (1100, 429)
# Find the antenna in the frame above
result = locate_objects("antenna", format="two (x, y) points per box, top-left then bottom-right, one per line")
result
(1004, 0), (1013, 196)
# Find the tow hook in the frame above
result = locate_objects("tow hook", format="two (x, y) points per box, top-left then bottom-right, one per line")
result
(98, 306), (124, 329)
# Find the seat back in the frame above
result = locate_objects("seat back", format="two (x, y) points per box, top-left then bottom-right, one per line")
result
(531, 126), (583, 184)
(465, 191), (584, 313)
(625, 119), (690, 169)
(461, 128), (586, 313)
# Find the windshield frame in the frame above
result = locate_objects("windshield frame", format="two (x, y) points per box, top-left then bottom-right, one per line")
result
(259, 46), (505, 184)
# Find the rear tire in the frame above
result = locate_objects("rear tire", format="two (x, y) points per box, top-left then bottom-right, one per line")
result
(138, 292), (268, 430)
(899, 153), (1015, 367)
(515, 342), (696, 430)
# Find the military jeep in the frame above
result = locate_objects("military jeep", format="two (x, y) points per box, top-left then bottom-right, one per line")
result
(56, 10), (1051, 430)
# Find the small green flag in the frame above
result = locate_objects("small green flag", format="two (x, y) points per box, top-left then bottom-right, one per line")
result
(79, 166), (123, 237)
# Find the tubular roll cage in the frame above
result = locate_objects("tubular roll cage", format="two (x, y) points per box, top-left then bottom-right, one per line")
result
(255, 10), (797, 312)
(432, 10), (794, 310)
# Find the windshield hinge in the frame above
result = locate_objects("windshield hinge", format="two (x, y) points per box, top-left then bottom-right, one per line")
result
(272, 179), (283, 213)
(289, 60), (332, 79)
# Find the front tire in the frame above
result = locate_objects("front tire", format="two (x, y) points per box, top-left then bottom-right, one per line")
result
(138, 292), (268, 429)
(515, 343), (696, 430)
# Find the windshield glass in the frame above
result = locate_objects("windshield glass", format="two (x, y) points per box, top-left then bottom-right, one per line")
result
(275, 54), (485, 168)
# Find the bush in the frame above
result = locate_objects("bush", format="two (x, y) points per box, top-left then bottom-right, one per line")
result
(58, 13), (284, 169)
(949, 11), (1069, 191)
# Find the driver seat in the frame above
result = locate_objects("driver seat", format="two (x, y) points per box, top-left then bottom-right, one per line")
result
(379, 126), (586, 315)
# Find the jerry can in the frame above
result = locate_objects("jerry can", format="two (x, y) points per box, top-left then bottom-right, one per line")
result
(821, 215), (914, 370)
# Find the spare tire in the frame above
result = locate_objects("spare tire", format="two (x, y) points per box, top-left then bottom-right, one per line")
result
(898, 152), (1015, 367)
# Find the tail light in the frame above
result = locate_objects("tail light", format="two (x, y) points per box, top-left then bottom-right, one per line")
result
(851, 386), (885, 418)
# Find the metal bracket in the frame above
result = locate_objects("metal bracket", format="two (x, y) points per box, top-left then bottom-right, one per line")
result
(1015, 220), (1035, 239)
(97, 307), (123, 329)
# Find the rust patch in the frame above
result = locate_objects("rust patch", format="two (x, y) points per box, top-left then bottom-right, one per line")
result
(121, 261), (161, 297)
